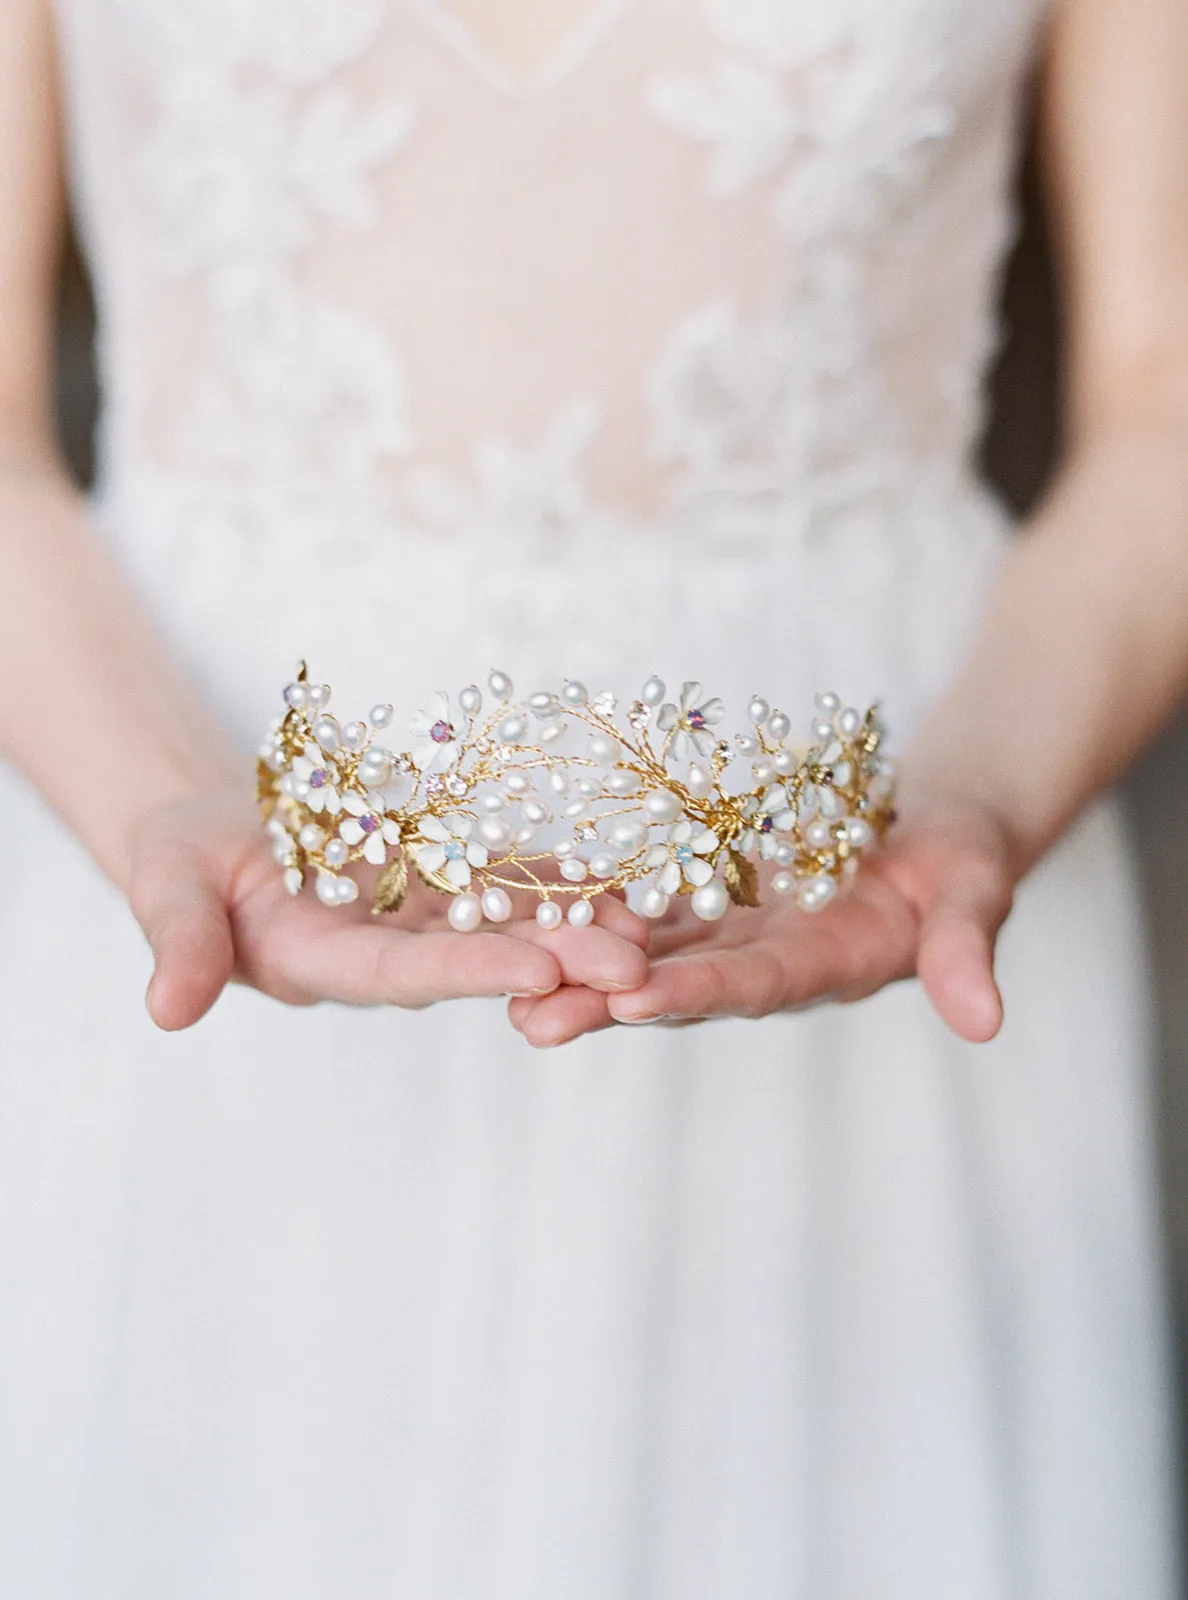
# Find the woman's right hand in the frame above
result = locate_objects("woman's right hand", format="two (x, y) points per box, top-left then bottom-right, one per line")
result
(129, 790), (651, 1030)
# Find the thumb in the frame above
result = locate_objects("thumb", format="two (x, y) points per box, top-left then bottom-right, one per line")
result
(131, 839), (236, 1031)
(915, 865), (1013, 1044)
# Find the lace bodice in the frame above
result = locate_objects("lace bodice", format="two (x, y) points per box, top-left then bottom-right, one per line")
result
(55, 0), (1045, 578)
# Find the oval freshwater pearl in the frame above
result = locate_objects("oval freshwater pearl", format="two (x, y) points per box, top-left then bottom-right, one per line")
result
(686, 763), (713, 798)
(810, 717), (835, 743)
(588, 852), (618, 880)
(342, 721), (368, 751)
(604, 769), (639, 797)
(500, 715), (527, 743)
(315, 873), (340, 906)
(773, 841), (796, 867)
(448, 892), (483, 932)
(796, 874), (837, 912)
(838, 706), (862, 737)
(488, 670), (513, 702)
(641, 675), (666, 706)
(307, 684), (332, 710)
(478, 815), (514, 851)
(298, 824), (326, 851)
(640, 886), (670, 919)
(505, 771), (533, 795)
(752, 759), (776, 786)
(567, 899), (595, 928)
(774, 750), (798, 775)
(369, 703), (393, 729)
(529, 691), (560, 716)
(816, 691), (841, 715)
(522, 800), (551, 826)
(691, 880), (729, 922)
(314, 715), (341, 751)
(574, 777), (600, 799)
(548, 770), (570, 796)
(748, 696), (770, 725)
(805, 818), (834, 850)
(771, 870), (796, 896)
(515, 825), (537, 847)
(535, 901), (563, 930)
(563, 799), (589, 820)
(324, 838), (349, 867)
(560, 858), (588, 882)
(458, 685), (482, 716)
(480, 792), (505, 814)
(643, 790), (682, 823)
(563, 680), (588, 706)
(606, 818), (647, 853)
(590, 732), (619, 763)
(481, 887), (512, 923)
(285, 682), (308, 709)
(553, 838), (579, 860)
(767, 710), (791, 741)
(845, 817), (873, 848)
(336, 877), (360, 904)
(540, 721), (567, 746)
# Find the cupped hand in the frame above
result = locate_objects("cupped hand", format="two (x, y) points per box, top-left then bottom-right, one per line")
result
(508, 790), (1018, 1049)
(129, 791), (650, 1030)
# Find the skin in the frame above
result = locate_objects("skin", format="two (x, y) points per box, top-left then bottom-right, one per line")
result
(0, 1), (1186, 1043)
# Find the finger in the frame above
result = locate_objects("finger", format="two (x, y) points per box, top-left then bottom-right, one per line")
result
(916, 880), (1009, 1043)
(607, 943), (793, 1023)
(277, 923), (562, 1008)
(509, 918), (649, 993)
(509, 986), (618, 1048)
(132, 850), (236, 1032)
(589, 892), (651, 951)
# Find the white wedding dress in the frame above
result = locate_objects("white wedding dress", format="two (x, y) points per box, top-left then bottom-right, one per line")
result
(0, 0), (1177, 1594)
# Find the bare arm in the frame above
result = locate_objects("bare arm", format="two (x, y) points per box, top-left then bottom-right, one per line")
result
(0, 0), (648, 1027)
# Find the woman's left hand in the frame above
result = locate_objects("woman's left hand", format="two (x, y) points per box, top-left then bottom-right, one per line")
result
(507, 790), (1018, 1048)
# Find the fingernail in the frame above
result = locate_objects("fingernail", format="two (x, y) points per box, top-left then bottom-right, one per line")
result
(616, 1012), (660, 1025)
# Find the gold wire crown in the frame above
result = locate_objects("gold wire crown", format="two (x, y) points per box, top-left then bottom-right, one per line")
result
(257, 664), (896, 931)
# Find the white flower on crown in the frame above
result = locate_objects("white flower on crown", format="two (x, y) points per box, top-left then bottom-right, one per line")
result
(416, 815), (490, 890)
(337, 789), (398, 866)
(290, 743), (342, 814)
(409, 692), (461, 773)
(656, 681), (726, 760)
(644, 820), (720, 895)
(755, 784), (798, 860)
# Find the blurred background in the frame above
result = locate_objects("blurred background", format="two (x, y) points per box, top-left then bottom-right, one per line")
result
(54, 104), (1188, 1532)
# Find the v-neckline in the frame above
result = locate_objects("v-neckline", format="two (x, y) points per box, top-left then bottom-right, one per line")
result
(413, 0), (632, 98)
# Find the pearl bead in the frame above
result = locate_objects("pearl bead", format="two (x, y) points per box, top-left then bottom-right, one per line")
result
(273, 837), (295, 864)
(336, 877), (359, 904)
(500, 715), (527, 743)
(774, 750), (797, 775)
(478, 815), (514, 851)
(548, 770), (570, 796)
(767, 710), (791, 741)
(369, 703), (393, 729)
(563, 799), (588, 820)
(811, 717), (835, 743)
(314, 715), (341, 751)
(691, 880), (729, 922)
(773, 841), (796, 866)
(535, 901), (563, 931)
(480, 793), (505, 814)
(567, 899), (595, 928)
(448, 892), (483, 932)
(529, 691), (560, 717)
(575, 778), (600, 799)
(606, 818), (647, 853)
(805, 818), (834, 849)
(845, 817), (873, 848)
(285, 682), (308, 709)
(752, 759), (776, 785)
(588, 852), (618, 879)
(505, 771), (532, 795)
(748, 696), (770, 725)
(643, 790), (682, 823)
(553, 838), (578, 860)
(772, 870), (796, 896)
(481, 887), (512, 923)
(283, 866), (303, 897)
(488, 670), (513, 702)
(735, 734), (758, 757)
(315, 873), (340, 906)
(361, 756), (391, 787)
(640, 886), (670, 919)
(522, 800), (551, 826)
(686, 763), (713, 798)
(590, 733), (619, 763)
(561, 858), (588, 882)
(641, 675), (666, 706)
(324, 838), (349, 867)
(298, 823), (326, 850)
(540, 721), (567, 745)
(816, 691), (841, 715)
(563, 680), (588, 706)
(458, 685), (482, 716)
(515, 825), (537, 847)
(796, 874), (837, 912)
(342, 721), (368, 751)
(307, 683), (331, 710)
(838, 706), (862, 737)
(604, 769), (639, 797)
